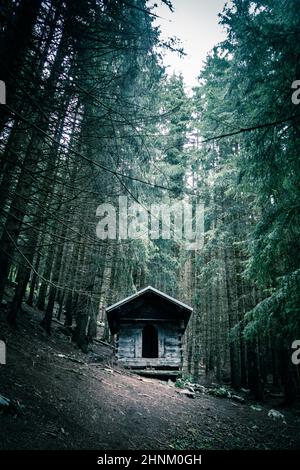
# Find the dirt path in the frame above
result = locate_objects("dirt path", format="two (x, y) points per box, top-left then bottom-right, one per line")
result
(0, 307), (299, 450)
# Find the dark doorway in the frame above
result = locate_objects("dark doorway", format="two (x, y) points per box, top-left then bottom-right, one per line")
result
(142, 325), (158, 358)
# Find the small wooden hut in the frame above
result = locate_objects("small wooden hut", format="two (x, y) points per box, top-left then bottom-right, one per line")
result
(106, 286), (193, 376)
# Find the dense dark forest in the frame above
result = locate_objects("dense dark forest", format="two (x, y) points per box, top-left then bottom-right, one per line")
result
(0, 0), (300, 453)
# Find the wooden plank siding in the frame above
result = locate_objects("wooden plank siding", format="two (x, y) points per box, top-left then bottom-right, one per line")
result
(116, 321), (183, 369)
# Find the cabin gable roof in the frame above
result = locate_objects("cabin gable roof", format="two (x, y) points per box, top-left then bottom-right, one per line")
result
(106, 286), (193, 335)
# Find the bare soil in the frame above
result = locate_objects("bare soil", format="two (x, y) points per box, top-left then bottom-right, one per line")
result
(0, 305), (300, 450)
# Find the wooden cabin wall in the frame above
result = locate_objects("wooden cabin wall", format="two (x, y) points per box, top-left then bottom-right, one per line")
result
(116, 324), (139, 359)
(116, 321), (183, 368)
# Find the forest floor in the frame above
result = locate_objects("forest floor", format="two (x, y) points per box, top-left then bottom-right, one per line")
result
(0, 304), (300, 450)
